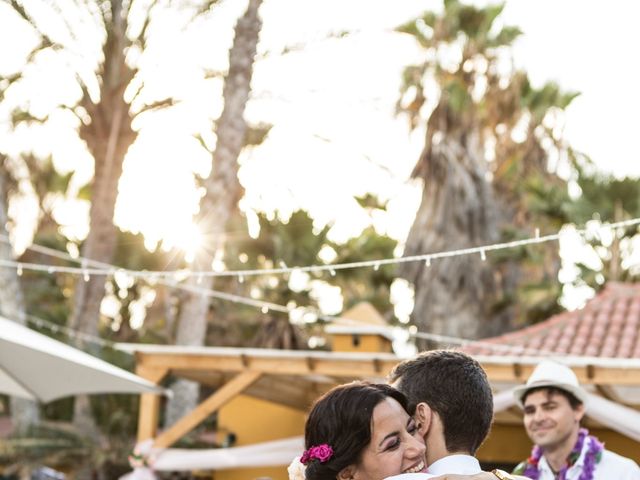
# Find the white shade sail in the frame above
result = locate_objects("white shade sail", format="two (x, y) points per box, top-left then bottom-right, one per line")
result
(0, 316), (164, 402)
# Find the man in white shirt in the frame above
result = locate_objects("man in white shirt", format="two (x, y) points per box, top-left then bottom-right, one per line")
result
(512, 360), (640, 480)
(385, 351), (517, 480)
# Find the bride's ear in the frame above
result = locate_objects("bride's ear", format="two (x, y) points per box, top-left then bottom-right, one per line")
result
(414, 402), (432, 437)
(338, 465), (355, 480)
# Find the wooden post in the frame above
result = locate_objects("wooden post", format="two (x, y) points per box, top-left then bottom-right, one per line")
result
(136, 366), (168, 442)
(154, 370), (262, 448)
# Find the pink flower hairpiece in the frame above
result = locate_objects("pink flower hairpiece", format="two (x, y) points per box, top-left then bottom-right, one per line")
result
(300, 444), (334, 464)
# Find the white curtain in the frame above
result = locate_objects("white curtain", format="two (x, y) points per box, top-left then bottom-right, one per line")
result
(119, 436), (304, 480)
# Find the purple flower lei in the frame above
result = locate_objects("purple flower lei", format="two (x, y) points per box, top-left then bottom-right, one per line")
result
(522, 428), (604, 480)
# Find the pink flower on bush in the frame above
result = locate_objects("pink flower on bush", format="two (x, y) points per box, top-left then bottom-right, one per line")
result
(301, 444), (333, 464)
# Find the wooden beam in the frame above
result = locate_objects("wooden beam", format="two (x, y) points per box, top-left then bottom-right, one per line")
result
(135, 366), (168, 443)
(481, 363), (640, 386)
(154, 370), (262, 448)
(135, 352), (398, 379)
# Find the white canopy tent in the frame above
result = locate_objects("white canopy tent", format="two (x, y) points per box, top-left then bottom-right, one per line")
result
(0, 316), (164, 402)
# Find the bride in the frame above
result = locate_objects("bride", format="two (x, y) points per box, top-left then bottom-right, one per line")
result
(289, 381), (512, 480)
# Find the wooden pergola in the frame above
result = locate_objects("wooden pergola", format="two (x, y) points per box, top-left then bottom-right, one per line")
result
(120, 344), (640, 453)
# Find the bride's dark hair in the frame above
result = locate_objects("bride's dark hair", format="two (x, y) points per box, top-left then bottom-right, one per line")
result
(303, 381), (409, 480)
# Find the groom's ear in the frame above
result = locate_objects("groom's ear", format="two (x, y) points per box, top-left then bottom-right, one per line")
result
(338, 465), (355, 480)
(414, 402), (432, 437)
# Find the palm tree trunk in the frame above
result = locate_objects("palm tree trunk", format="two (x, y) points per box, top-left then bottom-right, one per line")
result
(400, 128), (509, 346)
(165, 0), (263, 428)
(69, 3), (136, 434)
(0, 163), (40, 433)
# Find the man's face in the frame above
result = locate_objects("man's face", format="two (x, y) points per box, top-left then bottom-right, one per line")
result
(523, 389), (584, 450)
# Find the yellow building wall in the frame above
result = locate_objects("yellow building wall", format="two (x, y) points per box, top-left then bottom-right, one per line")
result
(215, 395), (306, 480)
(331, 334), (392, 353)
(478, 423), (640, 465)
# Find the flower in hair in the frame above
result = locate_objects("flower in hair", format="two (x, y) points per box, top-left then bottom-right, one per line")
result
(300, 444), (334, 464)
(288, 456), (306, 480)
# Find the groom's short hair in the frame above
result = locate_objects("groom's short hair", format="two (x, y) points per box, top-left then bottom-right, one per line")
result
(388, 350), (493, 455)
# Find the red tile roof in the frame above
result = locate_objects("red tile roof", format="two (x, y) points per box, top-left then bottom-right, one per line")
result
(463, 282), (640, 358)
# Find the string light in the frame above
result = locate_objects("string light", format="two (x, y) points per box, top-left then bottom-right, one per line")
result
(0, 253), (594, 361)
(0, 215), (638, 359)
(0, 217), (638, 281)
(480, 249), (487, 261)
(0, 308), (116, 350)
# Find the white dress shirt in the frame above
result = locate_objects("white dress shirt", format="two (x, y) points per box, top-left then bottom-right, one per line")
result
(385, 454), (482, 480)
(427, 454), (482, 476)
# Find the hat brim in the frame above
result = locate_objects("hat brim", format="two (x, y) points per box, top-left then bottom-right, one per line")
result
(513, 380), (589, 409)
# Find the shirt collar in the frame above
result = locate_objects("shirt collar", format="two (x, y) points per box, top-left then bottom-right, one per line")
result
(427, 455), (482, 475)
(539, 437), (591, 474)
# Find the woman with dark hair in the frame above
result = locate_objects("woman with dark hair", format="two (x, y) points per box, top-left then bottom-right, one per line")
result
(290, 381), (516, 480)
(290, 381), (426, 480)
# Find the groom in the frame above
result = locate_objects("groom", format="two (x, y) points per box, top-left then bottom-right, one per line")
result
(386, 350), (518, 480)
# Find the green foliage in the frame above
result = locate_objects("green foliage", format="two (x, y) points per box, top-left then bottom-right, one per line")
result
(244, 123), (273, 146)
(521, 80), (580, 123)
(215, 204), (400, 347)
(10, 109), (48, 126)
(564, 158), (640, 288)
(329, 226), (397, 316)
(0, 423), (89, 468)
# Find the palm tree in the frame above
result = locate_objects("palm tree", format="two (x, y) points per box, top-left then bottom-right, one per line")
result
(1, 0), (216, 441)
(396, 1), (577, 344)
(164, 0), (265, 427)
(0, 155), (41, 435)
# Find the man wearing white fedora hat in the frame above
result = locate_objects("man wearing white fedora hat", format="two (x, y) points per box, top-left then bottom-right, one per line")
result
(512, 360), (640, 479)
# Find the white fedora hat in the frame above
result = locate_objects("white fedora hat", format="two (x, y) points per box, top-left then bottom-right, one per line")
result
(513, 360), (589, 408)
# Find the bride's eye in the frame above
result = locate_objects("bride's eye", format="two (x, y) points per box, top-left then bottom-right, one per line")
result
(407, 420), (418, 434)
(385, 438), (400, 451)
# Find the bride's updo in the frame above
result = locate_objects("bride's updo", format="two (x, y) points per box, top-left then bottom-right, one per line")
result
(301, 382), (409, 480)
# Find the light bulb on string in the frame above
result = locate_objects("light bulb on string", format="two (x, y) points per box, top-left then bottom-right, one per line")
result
(47, 266), (54, 274)
(83, 271), (90, 282)
(261, 306), (269, 314)
(480, 249), (486, 261)
(17, 264), (23, 276)
(329, 268), (336, 277)
(425, 257), (431, 267)
(239, 274), (245, 284)
(535, 228), (540, 239)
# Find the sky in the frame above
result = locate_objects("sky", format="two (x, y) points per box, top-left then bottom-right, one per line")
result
(1, 0), (639, 315)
